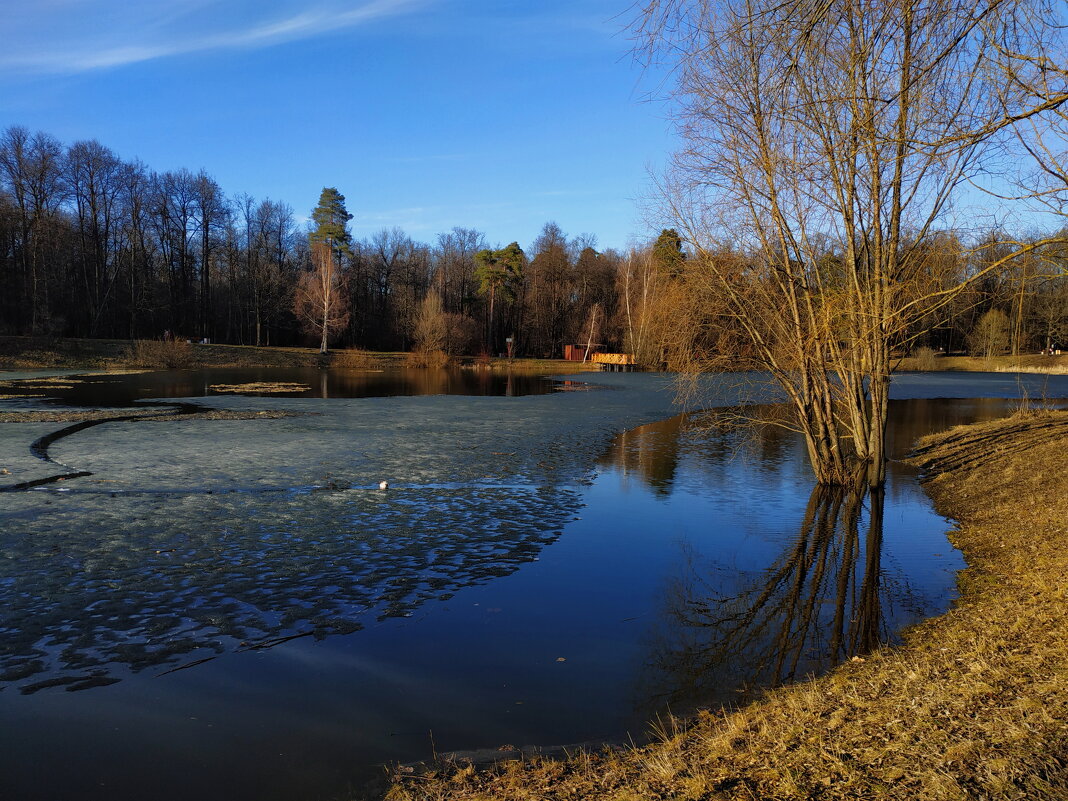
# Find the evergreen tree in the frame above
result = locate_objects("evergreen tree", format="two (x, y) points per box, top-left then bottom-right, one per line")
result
(475, 242), (524, 353)
(651, 228), (685, 276)
(309, 187), (353, 259)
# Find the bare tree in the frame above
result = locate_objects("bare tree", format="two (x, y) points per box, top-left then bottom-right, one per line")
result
(637, 0), (1068, 486)
(525, 222), (573, 356)
(617, 249), (661, 365)
(581, 302), (603, 361)
(1032, 270), (1068, 350)
(294, 240), (349, 353)
(968, 308), (1011, 357)
(992, 13), (1068, 240)
(434, 227), (485, 317)
(0, 126), (66, 333)
(616, 243), (698, 369)
(151, 169), (199, 334)
(67, 139), (123, 335)
(411, 291), (447, 355)
(194, 172), (227, 340)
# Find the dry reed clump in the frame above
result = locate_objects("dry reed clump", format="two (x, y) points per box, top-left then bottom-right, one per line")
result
(910, 345), (939, 371)
(121, 339), (194, 369)
(332, 348), (377, 368)
(383, 412), (1068, 801)
(993, 364), (1068, 375)
(405, 349), (452, 369)
(208, 382), (310, 394)
(893, 353), (1068, 375)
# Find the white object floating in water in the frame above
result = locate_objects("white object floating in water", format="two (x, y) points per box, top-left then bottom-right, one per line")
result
(379, 480), (389, 490)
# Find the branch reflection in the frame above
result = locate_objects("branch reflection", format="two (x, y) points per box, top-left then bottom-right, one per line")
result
(643, 484), (888, 711)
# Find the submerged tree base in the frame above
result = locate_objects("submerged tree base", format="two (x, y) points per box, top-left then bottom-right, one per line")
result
(383, 411), (1068, 801)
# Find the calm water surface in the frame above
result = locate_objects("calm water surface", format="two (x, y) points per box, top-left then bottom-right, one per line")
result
(0, 367), (562, 406)
(0, 372), (1063, 801)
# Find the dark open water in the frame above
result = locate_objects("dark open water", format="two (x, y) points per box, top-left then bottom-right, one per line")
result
(0, 367), (560, 406)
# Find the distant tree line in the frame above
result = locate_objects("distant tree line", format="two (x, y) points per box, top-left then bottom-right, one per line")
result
(644, 232), (1068, 369)
(1, 124), (1065, 361)
(0, 125), (621, 356)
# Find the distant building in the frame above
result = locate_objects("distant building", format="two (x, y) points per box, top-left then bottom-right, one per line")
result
(563, 343), (604, 361)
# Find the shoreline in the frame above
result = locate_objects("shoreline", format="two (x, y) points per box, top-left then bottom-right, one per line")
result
(0, 336), (599, 373)
(382, 411), (1068, 800)
(3, 336), (1066, 375)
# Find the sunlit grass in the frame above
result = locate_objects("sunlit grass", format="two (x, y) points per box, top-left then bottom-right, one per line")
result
(897, 352), (1068, 374)
(1, 336), (602, 373)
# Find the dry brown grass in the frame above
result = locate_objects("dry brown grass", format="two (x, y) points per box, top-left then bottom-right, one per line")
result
(1, 336), (603, 373)
(0, 336), (404, 369)
(0, 336), (130, 368)
(4, 337), (1064, 375)
(405, 349), (454, 369)
(896, 352), (1068, 375)
(207, 382), (311, 394)
(331, 348), (379, 368)
(459, 357), (601, 372)
(382, 412), (1068, 801)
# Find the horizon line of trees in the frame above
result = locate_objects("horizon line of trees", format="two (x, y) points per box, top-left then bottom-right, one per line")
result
(0, 125), (627, 356)
(1, 124), (1065, 361)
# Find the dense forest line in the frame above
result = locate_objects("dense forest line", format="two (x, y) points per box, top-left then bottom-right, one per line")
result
(1, 125), (1065, 361)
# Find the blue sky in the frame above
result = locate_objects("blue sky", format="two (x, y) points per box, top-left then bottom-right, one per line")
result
(0, 0), (675, 251)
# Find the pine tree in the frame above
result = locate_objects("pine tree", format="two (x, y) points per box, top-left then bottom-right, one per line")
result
(309, 187), (353, 259)
(651, 228), (684, 276)
(298, 188), (354, 353)
(474, 242), (524, 353)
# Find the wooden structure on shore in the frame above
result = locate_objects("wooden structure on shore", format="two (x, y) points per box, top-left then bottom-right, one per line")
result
(562, 343), (604, 361)
(592, 352), (637, 372)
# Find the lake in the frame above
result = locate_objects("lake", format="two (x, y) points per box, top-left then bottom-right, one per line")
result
(1, 368), (1066, 801)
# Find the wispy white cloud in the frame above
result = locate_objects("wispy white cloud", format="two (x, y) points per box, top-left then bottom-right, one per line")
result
(2, 0), (427, 74)
(532, 188), (604, 198)
(353, 201), (517, 234)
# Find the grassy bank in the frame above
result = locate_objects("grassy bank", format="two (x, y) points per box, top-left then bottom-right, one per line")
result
(0, 336), (596, 373)
(4, 337), (1064, 376)
(897, 352), (1068, 374)
(383, 412), (1068, 801)
(0, 336), (333, 369)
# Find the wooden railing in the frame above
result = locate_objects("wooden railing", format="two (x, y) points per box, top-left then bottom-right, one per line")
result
(592, 352), (635, 366)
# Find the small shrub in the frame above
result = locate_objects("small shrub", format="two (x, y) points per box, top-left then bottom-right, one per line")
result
(331, 348), (375, 368)
(968, 309), (1010, 358)
(122, 339), (194, 368)
(911, 346), (939, 371)
(411, 293), (447, 354)
(405, 349), (452, 369)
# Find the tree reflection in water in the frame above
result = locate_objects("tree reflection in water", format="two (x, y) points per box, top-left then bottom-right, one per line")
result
(643, 484), (890, 712)
(602, 402), (977, 716)
(604, 399), (1044, 719)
